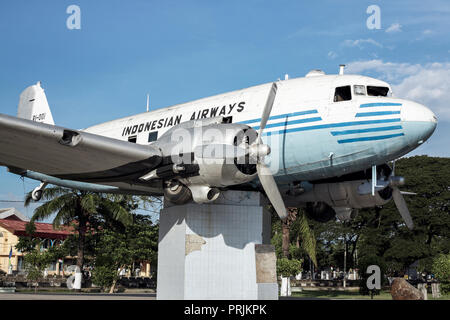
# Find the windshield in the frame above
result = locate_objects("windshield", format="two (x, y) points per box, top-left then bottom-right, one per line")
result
(367, 86), (389, 97)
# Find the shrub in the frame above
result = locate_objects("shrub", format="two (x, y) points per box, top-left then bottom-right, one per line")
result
(277, 258), (303, 278)
(432, 254), (450, 294)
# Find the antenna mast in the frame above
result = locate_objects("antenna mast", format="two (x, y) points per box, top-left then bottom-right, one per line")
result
(146, 93), (150, 112)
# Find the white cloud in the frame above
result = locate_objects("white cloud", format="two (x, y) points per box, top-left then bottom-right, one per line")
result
(342, 38), (383, 49)
(386, 23), (402, 33)
(347, 60), (450, 121)
(327, 51), (337, 59)
(422, 29), (433, 35)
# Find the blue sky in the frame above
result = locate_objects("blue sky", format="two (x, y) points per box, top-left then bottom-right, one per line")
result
(0, 0), (449, 218)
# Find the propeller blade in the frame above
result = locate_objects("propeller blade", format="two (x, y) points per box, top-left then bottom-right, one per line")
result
(257, 162), (288, 220)
(392, 187), (414, 230)
(258, 82), (278, 142)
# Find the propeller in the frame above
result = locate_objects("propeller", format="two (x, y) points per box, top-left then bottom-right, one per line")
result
(392, 187), (414, 230)
(251, 83), (288, 220)
(357, 161), (414, 229)
(194, 82), (287, 220)
(390, 160), (414, 230)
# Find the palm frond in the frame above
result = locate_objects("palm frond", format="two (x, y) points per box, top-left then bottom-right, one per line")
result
(298, 210), (318, 268)
(24, 191), (33, 207)
(52, 203), (77, 228)
(31, 193), (76, 225)
(80, 193), (100, 213)
(103, 201), (133, 226)
(25, 187), (74, 207)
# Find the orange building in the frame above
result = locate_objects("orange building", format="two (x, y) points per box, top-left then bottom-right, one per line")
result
(0, 208), (74, 274)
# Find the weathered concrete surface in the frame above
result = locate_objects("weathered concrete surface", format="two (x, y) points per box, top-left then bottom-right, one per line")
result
(391, 278), (424, 300)
(255, 244), (277, 283)
(157, 190), (277, 300)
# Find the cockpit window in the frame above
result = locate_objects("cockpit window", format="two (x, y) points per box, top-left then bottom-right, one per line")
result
(367, 86), (389, 97)
(334, 86), (352, 102)
(354, 85), (366, 96)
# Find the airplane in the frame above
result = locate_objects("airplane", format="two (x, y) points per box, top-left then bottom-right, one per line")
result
(0, 66), (437, 229)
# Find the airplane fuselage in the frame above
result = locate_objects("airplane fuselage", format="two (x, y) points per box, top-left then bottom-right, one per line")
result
(85, 73), (437, 187)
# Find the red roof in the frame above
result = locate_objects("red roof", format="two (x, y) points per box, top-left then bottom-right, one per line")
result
(0, 220), (74, 239)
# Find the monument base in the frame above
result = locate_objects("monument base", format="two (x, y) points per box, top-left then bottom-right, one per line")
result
(156, 190), (278, 300)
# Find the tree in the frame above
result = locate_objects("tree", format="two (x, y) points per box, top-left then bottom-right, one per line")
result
(16, 222), (65, 293)
(91, 214), (158, 293)
(25, 187), (134, 288)
(301, 156), (449, 278)
(277, 258), (303, 278)
(23, 248), (61, 293)
(276, 208), (317, 266)
(432, 253), (450, 293)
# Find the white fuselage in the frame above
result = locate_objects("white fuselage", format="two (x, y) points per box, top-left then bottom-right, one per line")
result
(84, 74), (437, 185)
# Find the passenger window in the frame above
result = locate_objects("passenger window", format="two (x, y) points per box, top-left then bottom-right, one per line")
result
(128, 135), (137, 143)
(367, 86), (389, 97)
(334, 86), (352, 102)
(354, 85), (366, 96)
(148, 131), (158, 142)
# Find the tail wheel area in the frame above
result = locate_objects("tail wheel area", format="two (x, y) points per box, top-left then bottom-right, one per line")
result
(163, 180), (192, 205)
(31, 189), (43, 201)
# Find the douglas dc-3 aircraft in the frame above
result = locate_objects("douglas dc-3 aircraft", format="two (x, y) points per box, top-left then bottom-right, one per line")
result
(0, 67), (437, 229)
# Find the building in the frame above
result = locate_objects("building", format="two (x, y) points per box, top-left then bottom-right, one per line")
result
(0, 208), (74, 275)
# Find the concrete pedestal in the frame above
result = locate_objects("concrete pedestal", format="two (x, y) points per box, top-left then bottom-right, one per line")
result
(156, 190), (278, 300)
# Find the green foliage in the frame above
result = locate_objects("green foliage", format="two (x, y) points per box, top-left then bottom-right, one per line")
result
(91, 214), (158, 292)
(277, 258), (303, 277)
(16, 221), (66, 292)
(432, 254), (450, 293)
(91, 264), (116, 290)
(296, 211), (317, 267)
(15, 222), (40, 254)
(283, 156), (450, 277)
(272, 209), (318, 269)
(22, 244), (65, 292)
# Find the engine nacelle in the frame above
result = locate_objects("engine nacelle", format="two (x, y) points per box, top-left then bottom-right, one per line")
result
(154, 117), (259, 203)
(297, 180), (392, 210)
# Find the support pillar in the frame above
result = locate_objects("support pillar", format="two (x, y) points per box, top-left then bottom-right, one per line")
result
(157, 190), (278, 300)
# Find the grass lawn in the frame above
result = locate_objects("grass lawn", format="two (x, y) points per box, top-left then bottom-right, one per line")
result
(291, 289), (450, 300)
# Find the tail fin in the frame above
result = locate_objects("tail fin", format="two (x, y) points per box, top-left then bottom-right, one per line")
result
(17, 81), (55, 125)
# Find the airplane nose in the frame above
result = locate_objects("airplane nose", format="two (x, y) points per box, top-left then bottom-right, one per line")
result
(402, 101), (437, 145)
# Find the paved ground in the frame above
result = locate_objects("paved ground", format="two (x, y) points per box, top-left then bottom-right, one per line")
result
(0, 292), (156, 300)
(0, 292), (332, 300)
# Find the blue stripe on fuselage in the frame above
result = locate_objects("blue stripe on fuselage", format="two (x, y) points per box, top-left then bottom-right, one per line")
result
(359, 102), (402, 108)
(262, 118), (401, 136)
(337, 133), (405, 144)
(330, 125), (403, 136)
(252, 117), (322, 130)
(240, 109), (318, 125)
(355, 111), (401, 117)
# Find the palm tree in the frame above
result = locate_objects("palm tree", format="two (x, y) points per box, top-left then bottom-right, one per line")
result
(282, 207), (317, 267)
(25, 187), (133, 287)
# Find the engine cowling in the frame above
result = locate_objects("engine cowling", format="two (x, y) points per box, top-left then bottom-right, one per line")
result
(153, 117), (259, 203)
(296, 180), (392, 209)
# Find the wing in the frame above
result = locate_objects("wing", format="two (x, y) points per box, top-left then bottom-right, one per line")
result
(0, 114), (162, 183)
